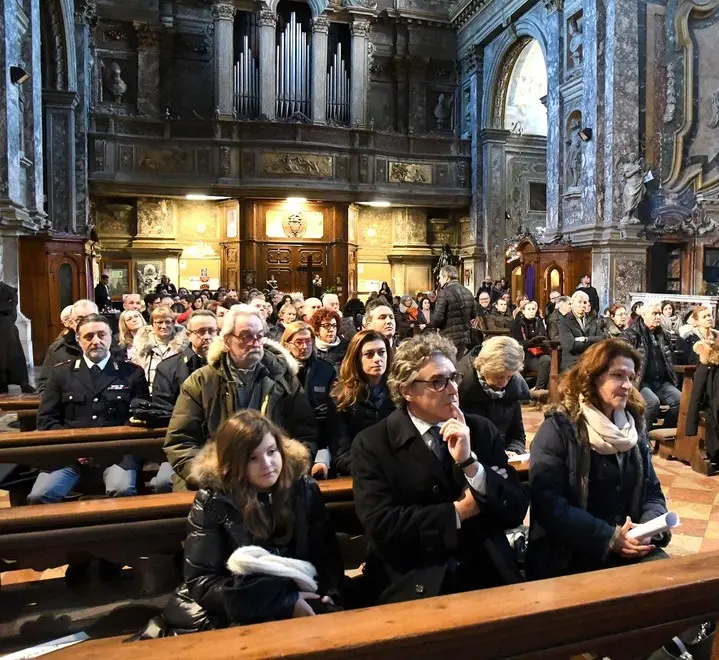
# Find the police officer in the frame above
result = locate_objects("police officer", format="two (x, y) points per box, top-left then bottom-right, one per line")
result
(152, 310), (217, 410)
(29, 313), (149, 504)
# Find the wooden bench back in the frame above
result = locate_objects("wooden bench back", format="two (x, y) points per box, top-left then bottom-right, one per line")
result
(47, 552), (719, 660)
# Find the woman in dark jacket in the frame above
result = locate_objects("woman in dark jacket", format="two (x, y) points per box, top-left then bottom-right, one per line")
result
(310, 308), (348, 370)
(148, 410), (343, 634)
(686, 341), (719, 466)
(415, 297), (433, 334)
(528, 338), (671, 581)
(511, 300), (551, 390)
(458, 336), (531, 455)
(331, 330), (395, 476)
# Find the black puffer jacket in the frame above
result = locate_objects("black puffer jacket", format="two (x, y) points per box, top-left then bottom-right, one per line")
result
(686, 342), (719, 461)
(511, 315), (549, 351)
(331, 383), (395, 476)
(159, 439), (343, 633)
(430, 280), (477, 350)
(457, 347), (531, 454)
(621, 318), (678, 387)
(37, 331), (82, 392)
(527, 405), (669, 580)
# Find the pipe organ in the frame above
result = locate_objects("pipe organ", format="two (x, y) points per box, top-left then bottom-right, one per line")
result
(275, 10), (311, 118)
(327, 24), (350, 124)
(233, 12), (260, 118)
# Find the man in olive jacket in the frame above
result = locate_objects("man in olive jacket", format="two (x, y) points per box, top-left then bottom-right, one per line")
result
(164, 305), (318, 489)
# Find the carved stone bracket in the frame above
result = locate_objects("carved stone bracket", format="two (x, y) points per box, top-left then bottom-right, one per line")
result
(212, 3), (236, 21)
(134, 22), (164, 50)
(344, 0), (378, 8)
(311, 16), (330, 33)
(74, 0), (97, 26)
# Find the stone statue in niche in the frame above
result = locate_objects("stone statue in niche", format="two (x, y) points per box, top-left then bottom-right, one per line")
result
(566, 119), (583, 188)
(568, 16), (583, 69)
(434, 94), (448, 130)
(621, 153), (647, 224)
(103, 62), (128, 103)
(709, 89), (719, 129)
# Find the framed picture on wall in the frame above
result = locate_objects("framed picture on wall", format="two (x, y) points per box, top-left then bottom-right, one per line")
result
(135, 260), (164, 296)
(101, 260), (131, 300)
(528, 182), (547, 213)
(226, 208), (238, 238)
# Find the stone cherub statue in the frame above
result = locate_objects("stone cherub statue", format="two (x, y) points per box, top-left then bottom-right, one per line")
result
(568, 16), (583, 69)
(104, 61), (128, 103)
(621, 153), (647, 224)
(566, 119), (583, 188)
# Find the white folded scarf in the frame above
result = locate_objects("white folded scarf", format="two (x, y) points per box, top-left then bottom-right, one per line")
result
(580, 399), (638, 455)
(226, 545), (318, 592)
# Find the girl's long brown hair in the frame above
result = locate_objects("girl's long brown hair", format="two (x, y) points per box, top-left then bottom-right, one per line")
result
(558, 338), (646, 421)
(214, 410), (295, 543)
(331, 330), (392, 412)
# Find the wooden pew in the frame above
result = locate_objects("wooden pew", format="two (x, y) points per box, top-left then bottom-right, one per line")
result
(0, 478), (356, 572)
(0, 426), (168, 469)
(0, 393), (41, 431)
(47, 552), (719, 660)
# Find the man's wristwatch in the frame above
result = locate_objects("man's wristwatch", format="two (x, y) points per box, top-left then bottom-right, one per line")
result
(456, 452), (477, 470)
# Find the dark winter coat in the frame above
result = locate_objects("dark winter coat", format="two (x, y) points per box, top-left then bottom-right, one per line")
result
(511, 315), (549, 353)
(159, 440), (343, 633)
(527, 405), (669, 580)
(486, 309), (514, 333)
(37, 331), (83, 392)
(621, 318), (678, 387)
(575, 285), (600, 315)
(314, 338), (349, 370)
(164, 339), (318, 490)
(546, 310), (565, 343)
(152, 347), (207, 409)
(558, 313), (604, 370)
(0, 282), (28, 387)
(458, 348), (531, 454)
(297, 353), (337, 463)
(686, 343), (719, 461)
(430, 280), (477, 350)
(351, 408), (527, 604)
(37, 356), (149, 430)
(331, 383), (395, 476)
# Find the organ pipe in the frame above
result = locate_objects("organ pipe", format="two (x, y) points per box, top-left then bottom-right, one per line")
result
(233, 19), (259, 118)
(275, 11), (310, 118)
(327, 41), (350, 124)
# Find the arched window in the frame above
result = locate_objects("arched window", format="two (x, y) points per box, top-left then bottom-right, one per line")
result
(504, 40), (547, 136)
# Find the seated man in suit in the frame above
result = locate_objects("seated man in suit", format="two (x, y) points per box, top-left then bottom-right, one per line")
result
(558, 291), (604, 371)
(30, 313), (149, 504)
(352, 334), (528, 605)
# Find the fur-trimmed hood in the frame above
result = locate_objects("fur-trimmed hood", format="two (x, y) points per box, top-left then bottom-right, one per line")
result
(694, 339), (719, 366)
(133, 324), (189, 358)
(188, 435), (310, 490)
(206, 336), (299, 378)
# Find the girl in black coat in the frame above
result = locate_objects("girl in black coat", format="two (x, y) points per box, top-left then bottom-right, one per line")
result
(528, 339), (670, 581)
(458, 336), (530, 455)
(331, 330), (395, 476)
(155, 410), (343, 634)
(511, 301), (551, 390)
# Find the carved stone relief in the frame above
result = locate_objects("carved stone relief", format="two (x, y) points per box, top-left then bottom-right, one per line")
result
(663, 62), (676, 124)
(389, 162), (433, 184)
(138, 148), (192, 173)
(709, 89), (719, 129)
(614, 258), (645, 302)
(260, 153), (333, 178)
(137, 199), (173, 237)
(220, 147), (231, 177)
(567, 13), (584, 73)
(103, 62), (128, 103)
(394, 210), (428, 244)
(566, 113), (583, 189)
(119, 146), (133, 171)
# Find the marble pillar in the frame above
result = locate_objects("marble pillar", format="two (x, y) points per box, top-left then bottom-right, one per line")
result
(258, 9), (277, 120)
(407, 57), (428, 135)
(592, 231), (648, 309)
(350, 18), (371, 127)
(311, 16), (329, 125)
(135, 22), (163, 118)
(481, 128), (510, 279)
(212, 3), (236, 118)
(543, 5), (562, 234)
(43, 90), (79, 234)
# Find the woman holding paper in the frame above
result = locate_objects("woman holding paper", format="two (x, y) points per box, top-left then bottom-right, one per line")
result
(527, 338), (670, 580)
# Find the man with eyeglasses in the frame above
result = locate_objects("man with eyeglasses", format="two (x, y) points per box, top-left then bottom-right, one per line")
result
(352, 334), (528, 604)
(164, 304), (318, 490)
(153, 310), (218, 409)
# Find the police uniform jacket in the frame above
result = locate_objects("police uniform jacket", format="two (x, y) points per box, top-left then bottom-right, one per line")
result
(37, 356), (150, 430)
(152, 347), (206, 410)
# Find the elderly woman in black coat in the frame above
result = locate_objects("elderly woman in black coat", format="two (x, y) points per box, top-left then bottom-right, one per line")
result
(458, 336), (531, 456)
(528, 338), (670, 581)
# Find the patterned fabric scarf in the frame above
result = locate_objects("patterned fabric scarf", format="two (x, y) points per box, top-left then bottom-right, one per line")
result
(477, 371), (505, 399)
(580, 398), (639, 455)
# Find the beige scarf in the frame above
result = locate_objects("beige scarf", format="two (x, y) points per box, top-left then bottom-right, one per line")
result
(580, 399), (638, 455)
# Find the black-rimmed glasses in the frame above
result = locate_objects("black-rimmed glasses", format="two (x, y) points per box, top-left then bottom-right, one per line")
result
(414, 372), (463, 392)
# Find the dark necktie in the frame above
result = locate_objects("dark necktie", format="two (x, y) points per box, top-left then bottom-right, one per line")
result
(90, 364), (102, 382)
(427, 426), (452, 472)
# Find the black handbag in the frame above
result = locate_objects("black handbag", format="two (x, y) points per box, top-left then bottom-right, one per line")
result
(646, 622), (715, 660)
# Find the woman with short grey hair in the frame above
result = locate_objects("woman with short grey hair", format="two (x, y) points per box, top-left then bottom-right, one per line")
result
(457, 336), (531, 455)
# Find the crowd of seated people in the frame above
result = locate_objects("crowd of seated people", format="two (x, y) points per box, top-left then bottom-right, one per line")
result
(15, 270), (719, 633)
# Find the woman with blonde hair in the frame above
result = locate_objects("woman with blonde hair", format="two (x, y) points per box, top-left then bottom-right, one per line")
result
(528, 339), (670, 580)
(458, 335), (530, 455)
(677, 305), (719, 365)
(135, 410), (343, 636)
(330, 330), (394, 475)
(116, 309), (146, 361)
(132, 306), (188, 392)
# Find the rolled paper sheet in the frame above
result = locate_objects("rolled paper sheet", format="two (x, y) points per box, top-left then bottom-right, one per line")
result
(627, 512), (680, 541)
(507, 452), (531, 464)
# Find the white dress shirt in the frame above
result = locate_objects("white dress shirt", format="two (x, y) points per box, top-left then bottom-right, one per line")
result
(83, 354), (111, 372)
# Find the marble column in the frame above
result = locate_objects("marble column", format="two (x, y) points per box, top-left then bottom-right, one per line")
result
(592, 228), (648, 309)
(350, 18), (371, 127)
(258, 9), (277, 120)
(311, 16), (329, 125)
(212, 3), (236, 118)
(135, 23), (163, 117)
(481, 128), (510, 278)
(543, 4), (562, 234)
(43, 90), (79, 234)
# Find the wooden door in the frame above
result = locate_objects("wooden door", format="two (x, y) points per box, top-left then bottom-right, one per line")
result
(264, 244), (326, 296)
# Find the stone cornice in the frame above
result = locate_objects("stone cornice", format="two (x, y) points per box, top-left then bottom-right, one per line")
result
(450, 0), (491, 29)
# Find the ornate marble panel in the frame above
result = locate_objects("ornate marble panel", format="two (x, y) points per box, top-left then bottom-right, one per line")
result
(138, 148), (193, 173)
(137, 199), (173, 237)
(388, 162), (433, 184)
(260, 153), (333, 178)
(613, 258), (646, 302)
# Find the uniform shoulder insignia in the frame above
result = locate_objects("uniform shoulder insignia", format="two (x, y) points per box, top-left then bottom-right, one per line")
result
(184, 355), (189, 364)
(53, 359), (73, 368)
